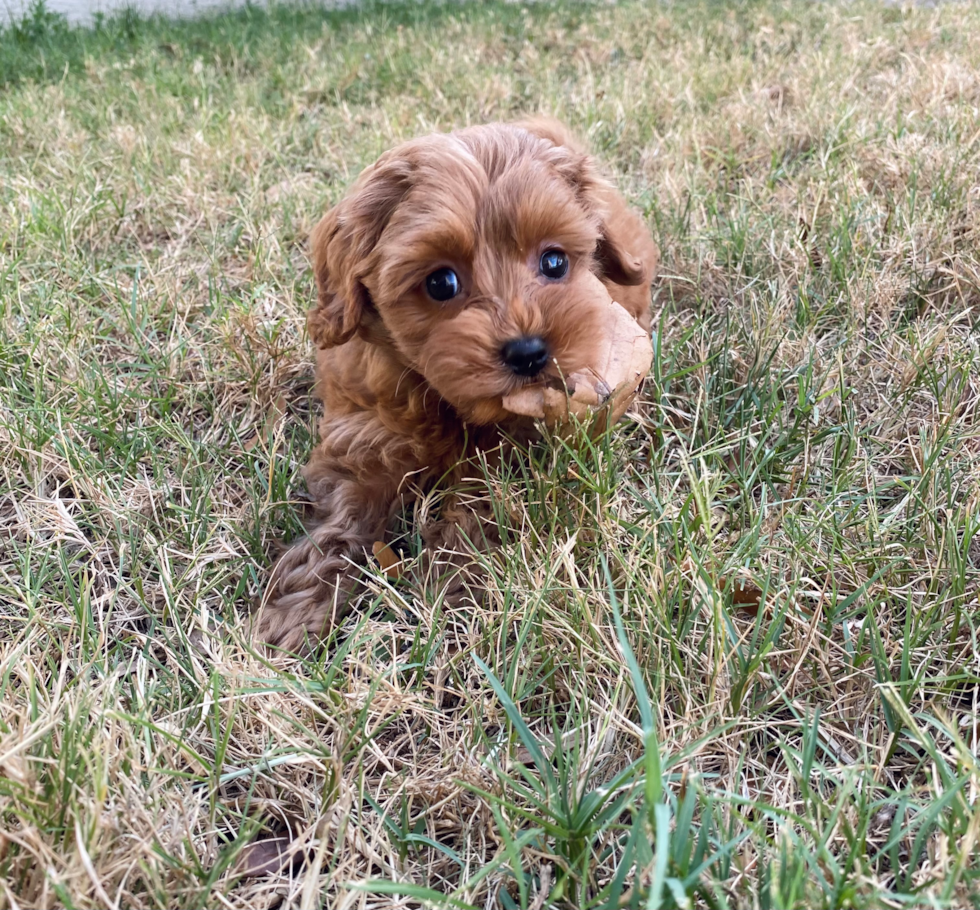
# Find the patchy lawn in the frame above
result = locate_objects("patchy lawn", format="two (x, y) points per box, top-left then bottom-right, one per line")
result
(1, 0), (979, 906)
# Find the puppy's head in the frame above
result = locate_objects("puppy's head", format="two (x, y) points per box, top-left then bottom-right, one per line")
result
(308, 121), (656, 425)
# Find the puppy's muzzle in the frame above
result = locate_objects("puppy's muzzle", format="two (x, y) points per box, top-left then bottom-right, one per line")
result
(501, 336), (550, 377)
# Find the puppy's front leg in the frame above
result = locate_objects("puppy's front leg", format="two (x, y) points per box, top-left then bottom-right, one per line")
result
(256, 464), (399, 653)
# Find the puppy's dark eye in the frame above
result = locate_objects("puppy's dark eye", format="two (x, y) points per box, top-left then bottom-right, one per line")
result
(425, 267), (461, 302)
(539, 249), (569, 280)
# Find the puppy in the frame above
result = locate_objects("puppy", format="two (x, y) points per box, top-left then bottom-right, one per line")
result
(256, 119), (659, 652)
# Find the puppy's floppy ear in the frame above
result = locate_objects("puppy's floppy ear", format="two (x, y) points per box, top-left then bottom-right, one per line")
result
(575, 165), (657, 289)
(517, 118), (658, 289)
(307, 209), (362, 348)
(592, 182), (656, 288)
(307, 158), (412, 348)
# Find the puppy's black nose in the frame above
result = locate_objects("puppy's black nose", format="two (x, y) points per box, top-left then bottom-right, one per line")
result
(501, 336), (550, 377)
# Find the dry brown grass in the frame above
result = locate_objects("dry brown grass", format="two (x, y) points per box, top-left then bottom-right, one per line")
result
(1, 0), (980, 906)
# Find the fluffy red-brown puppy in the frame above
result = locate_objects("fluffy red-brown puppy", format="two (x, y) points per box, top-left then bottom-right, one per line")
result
(256, 119), (659, 651)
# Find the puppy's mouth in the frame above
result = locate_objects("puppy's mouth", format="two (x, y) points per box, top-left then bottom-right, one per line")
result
(500, 368), (613, 420)
(511, 368), (608, 396)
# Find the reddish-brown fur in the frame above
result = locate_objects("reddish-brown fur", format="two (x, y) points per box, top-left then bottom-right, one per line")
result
(256, 119), (659, 651)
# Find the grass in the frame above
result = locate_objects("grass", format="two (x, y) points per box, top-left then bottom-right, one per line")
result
(1, 0), (980, 905)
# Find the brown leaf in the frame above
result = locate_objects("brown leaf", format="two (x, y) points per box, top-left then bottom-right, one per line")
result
(234, 837), (294, 878)
(372, 541), (402, 579)
(501, 287), (652, 432)
(726, 576), (765, 617)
